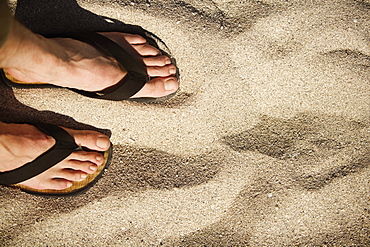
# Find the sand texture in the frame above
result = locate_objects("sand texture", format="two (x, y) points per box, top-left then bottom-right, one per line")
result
(1, 0), (369, 246)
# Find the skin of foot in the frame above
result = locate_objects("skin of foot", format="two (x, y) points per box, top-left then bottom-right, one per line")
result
(0, 20), (179, 99)
(0, 122), (111, 190)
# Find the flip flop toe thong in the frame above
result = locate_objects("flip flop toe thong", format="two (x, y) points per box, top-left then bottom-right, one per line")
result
(0, 32), (179, 103)
(0, 123), (112, 196)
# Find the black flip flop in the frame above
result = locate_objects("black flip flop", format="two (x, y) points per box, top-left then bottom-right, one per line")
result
(0, 32), (179, 103)
(0, 123), (112, 196)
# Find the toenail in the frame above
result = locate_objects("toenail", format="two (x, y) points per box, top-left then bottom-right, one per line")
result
(169, 67), (177, 74)
(96, 155), (102, 161)
(66, 181), (73, 188)
(164, 79), (177, 91)
(96, 136), (110, 149)
(80, 174), (88, 180)
(90, 165), (97, 171)
(165, 57), (171, 65)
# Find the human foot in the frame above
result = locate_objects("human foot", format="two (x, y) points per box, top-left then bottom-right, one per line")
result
(1, 21), (179, 99)
(0, 122), (111, 191)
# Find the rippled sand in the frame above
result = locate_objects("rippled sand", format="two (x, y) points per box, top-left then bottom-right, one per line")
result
(1, 0), (369, 246)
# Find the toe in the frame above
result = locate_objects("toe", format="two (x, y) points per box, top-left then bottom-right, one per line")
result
(132, 43), (160, 56)
(162, 78), (178, 91)
(98, 32), (160, 55)
(64, 159), (100, 175)
(100, 32), (147, 46)
(68, 151), (104, 166)
(131, 76), (179, 98)
(46, 179), (74, 190)
(122, 33), (147, 44)
(143, 55), (172, 66)
(147, 64), (177, 77)
(56, 169), (88, 182)
(62, 128), (111, 152)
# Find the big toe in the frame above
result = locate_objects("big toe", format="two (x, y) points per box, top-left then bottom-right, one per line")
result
(95, 136), (111, 150)
(131, 76), (179, 99)
(63, 128), (111, 151)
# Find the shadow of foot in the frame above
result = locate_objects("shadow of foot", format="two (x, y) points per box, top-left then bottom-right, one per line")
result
(0, 144), (222, 243)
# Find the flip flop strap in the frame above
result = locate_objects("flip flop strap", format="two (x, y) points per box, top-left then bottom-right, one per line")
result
(61, 32), (149, 101)
(0, 123), (79, 185)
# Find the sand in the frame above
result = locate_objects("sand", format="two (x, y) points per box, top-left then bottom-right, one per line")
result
(0, 0), (369, 246)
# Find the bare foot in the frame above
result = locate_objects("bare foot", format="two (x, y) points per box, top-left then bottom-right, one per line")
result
(0, 122), (110, 190)
(2, 21), (178, 99)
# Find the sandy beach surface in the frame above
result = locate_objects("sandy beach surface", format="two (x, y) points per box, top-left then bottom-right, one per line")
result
(1, 0), (369, 246)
